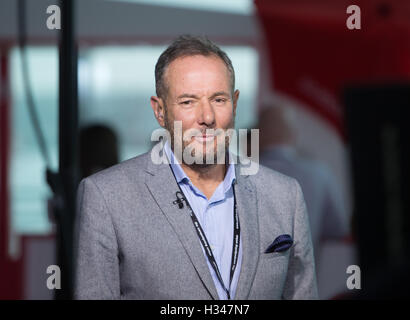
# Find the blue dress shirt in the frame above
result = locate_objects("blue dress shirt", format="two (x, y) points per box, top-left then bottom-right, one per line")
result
(164, 141), (243, 300)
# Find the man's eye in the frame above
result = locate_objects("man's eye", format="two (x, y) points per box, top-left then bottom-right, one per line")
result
(181, 100), (192, 105)
(214, 98), (226, 104)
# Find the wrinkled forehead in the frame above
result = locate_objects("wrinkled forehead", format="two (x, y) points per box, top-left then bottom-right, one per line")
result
(163, 55), (232, 96)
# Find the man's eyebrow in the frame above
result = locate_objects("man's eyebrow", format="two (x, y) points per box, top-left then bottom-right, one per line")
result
(209, 91), (230, 99)
(176, 92), (230, 100)
(176, 93), (199, 100)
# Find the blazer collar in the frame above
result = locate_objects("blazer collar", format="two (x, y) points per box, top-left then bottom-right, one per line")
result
(232, 165), (260, 300)
(143, 143), (260, 300)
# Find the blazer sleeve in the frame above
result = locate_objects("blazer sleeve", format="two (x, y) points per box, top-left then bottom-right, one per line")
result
(73, 178), (121, 299)
(282, 180), (319, 299)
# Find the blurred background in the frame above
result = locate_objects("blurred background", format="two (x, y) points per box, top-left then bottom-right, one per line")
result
(0, 0), (409, 299)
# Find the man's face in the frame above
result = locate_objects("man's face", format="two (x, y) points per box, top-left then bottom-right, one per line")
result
(151, 54), (239, 165)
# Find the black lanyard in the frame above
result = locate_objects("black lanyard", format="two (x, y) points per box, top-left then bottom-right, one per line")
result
(172, 175), (240, 300)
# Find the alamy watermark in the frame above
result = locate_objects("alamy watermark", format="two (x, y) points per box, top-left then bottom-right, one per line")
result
(46, 264), (61, 290)
(346, 5), (361, 30)
(346, 265), (361, 290)
(46, 5), (61, 30)
(46, 4), (361, 31)
(150, 121), (260, 176)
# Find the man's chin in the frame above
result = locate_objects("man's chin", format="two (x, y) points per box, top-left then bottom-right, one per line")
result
(189, 162), (217, 170)
(183, 148), (228, 166)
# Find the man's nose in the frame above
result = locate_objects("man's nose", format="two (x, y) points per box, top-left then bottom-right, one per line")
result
(198, 99), (215, 127)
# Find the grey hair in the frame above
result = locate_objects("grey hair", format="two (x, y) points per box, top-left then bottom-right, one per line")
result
(155, 35), (235, 99)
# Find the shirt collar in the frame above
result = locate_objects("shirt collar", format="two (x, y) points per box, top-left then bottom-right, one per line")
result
(164, 140), (236, 191)
(164, 140), (188, 184)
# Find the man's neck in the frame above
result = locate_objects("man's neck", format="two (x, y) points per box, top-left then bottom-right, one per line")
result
(181, 162), (226, 200)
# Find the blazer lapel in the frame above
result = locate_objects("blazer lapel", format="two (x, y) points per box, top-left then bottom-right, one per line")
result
(233, 166), (260, 300)
(143, 153), (219, 299)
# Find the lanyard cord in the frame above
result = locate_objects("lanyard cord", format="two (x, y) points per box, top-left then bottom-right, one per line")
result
(185, 185), (240, 300)
(170, 166), (240, 300)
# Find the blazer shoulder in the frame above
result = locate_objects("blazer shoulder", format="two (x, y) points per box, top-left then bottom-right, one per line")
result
(83, 151), (151, 187)
(246, 163), (303, 210)
(249, 163), (298, 190)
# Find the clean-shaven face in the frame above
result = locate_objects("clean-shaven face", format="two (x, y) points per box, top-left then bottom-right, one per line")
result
(162, 54), (239, 166)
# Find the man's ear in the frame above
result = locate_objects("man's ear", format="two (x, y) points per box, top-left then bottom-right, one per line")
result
(233, 89), (240, 116)
(150, 96), (166, 127)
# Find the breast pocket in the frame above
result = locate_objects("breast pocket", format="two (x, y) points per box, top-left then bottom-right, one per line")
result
(261, 243), (294, 260)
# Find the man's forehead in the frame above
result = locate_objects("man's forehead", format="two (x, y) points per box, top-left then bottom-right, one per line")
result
(165, 55), (229, 77)
(163, 55), (231, 92)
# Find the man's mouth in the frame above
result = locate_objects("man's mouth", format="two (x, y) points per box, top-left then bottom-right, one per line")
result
(194, 134), (216, 143)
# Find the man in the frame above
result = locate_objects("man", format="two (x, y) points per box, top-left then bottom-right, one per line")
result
(74, 35), (318, 299)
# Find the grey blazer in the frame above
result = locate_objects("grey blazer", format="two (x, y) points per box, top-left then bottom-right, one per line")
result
(74, 147), (318, 300)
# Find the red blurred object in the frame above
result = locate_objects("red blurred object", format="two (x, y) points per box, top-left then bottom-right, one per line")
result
(255, 0), (410, 139)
